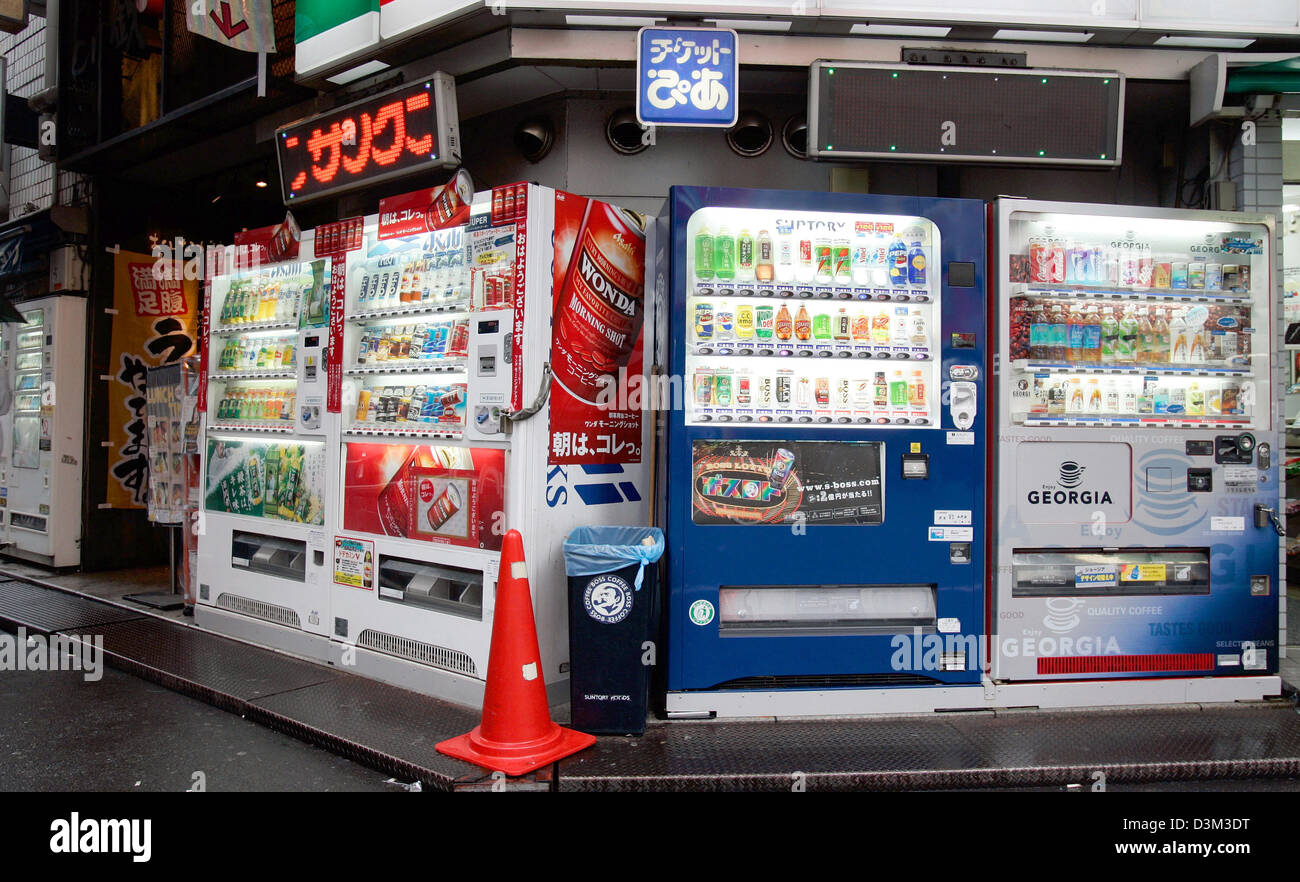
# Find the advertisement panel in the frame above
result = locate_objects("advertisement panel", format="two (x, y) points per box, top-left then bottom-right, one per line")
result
(690, 439), (884, 526)
(107, 251), (200, 509)
(204, 438), (327, 525)
(549, 191), (646, 465)
(341, 442), (505, 550)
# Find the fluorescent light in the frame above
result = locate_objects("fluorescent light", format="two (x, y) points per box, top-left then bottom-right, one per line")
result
(852, 23), (951, 38)
(994, 29), (1094, 43)
(708, 19), (791, 33)
(1155, 35), (1255, 49)
(565, 15), (659, 27)
(326, 60), (390, 85)
(1284, 204), (1300, 212)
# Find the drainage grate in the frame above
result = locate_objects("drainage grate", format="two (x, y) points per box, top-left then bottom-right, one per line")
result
(357, 629), (477, 678)
(215, 593), (301, 629)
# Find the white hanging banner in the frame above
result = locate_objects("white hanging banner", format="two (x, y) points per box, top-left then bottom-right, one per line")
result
(186, 0), (277, 54)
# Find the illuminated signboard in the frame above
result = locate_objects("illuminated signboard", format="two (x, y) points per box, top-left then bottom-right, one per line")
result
(275, 73), (461, 204)
(809, 62), (1123, 166)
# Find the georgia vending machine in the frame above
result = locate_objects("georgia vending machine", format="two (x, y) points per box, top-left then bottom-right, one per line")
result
(328, 182), (650, 707)
(657, 186), (988, 718)
(195, 251), (339, 657)
(992, 199), (1283, 705)
(0, 296), (87, 568)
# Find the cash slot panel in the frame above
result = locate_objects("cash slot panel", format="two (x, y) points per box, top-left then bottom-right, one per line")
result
(376, 554), (483, 620)
(718, 584), (937, 637)
(1011, 548), (1210, 597)
(231, 531), (307, 582)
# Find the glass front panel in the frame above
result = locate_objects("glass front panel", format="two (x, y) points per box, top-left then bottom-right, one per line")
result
(685, 207), (941, 428)
(1005, 211), (1270, 429)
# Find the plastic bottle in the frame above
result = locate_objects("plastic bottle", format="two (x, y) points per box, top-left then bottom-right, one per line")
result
(736, 230), (755, 281)
(755, 231), (774, 282)
(714, 227), (735, 280)
(694, 227), (714, 281)
(887, 236), (908, 287)
(794, 305), (812, 341)
(907, 239), (927, 286)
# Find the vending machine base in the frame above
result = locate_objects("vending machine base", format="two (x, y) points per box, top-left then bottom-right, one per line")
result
(665, 676), (1281, 718)
(195, 604), (335, 665)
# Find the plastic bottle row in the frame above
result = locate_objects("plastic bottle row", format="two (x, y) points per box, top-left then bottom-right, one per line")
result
(355, 248), (469, 311)
(1024, 374), (1250, 419)
(694, 301), (928, 348)
(694, 227), (928, 288)
(1009, 299), (1250, 368)
(356, 318), (469, 365)
(217, 336), (296, 372)
(693, 366), (931, 412)
(219, 279), (301, 326)
(1016, 237), (1254, 291)
(215, 386), (296, 423)
(352, 382), (467, 429)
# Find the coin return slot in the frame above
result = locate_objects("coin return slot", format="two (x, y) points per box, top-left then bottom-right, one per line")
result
(718, 584), (936, 636)
(231, 531), (307, 583)
(376, 554), (483, 620)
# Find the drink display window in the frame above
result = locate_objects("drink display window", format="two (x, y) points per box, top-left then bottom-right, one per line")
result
(685, 208), (940, 427)
(342, 225), (496, 440)
(1003, 212), (1270, 429)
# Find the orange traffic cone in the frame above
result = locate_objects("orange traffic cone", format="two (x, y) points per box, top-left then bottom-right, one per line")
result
(437, 529), (595, 776)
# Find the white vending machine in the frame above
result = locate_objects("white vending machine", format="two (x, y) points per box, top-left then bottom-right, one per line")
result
(328, 184), (651, 707)
(0, 296), (87, 568)
(195, 249), (340, 659)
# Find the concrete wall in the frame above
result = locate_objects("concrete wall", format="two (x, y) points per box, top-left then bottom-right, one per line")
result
(457, 78), (1191, 215)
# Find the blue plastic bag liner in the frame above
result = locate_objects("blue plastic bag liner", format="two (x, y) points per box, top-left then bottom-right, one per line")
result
(563, 526), (664, 590)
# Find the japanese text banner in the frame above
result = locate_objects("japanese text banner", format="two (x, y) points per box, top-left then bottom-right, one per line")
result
(106, 251), (199, 509)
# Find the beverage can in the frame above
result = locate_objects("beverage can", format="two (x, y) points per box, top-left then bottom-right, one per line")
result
(776, 370), (792, 404)
(694, 370), (712, 406)
(768, 448), (795, 486)
(715, 308), (735, 341)
(551, 201), (647, 403)
(735, 304), (755, 339)
(755, 305), (774, 339)
(423, 482), (463, 531)
(714, 371), (732, 407)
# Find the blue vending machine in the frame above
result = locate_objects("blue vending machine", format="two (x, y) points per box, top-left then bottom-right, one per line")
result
(656, 186), (988, 718)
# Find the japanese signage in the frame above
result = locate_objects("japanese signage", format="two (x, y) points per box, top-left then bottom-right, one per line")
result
(548, 191), (645, 466)
(107, 251), (199, 510)
(333, 536), (374, 590)
(275, 75), (460, 205)
(204, 439), (327, 524)
(377, 169), (472, 240)
(186, 0), (276, 54)
(341, 442), (505, 550)
(315, 219), (364, 415)
(637, 27), (738, 128)
(691, 440), (884, 526)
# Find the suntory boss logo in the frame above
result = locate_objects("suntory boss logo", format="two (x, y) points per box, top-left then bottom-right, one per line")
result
(1027, 460), (1113, 505)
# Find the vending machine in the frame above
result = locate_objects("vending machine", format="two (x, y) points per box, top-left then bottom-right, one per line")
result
(328, 183), (650, 707)
(0, 296), (87, 568)
(658, 186), (988, 718)
(195, 251), (338, 657)
(992, 199), (1282, 702)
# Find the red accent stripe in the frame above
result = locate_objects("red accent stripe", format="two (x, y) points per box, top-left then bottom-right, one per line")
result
(1037, 653), (1215, 675)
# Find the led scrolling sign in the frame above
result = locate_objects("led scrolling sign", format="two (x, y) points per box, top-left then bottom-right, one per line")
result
(275, 76), (460, 205)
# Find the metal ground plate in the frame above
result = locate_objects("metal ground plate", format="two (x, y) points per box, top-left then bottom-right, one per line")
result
(557, 704), (1300, 792)
(246, 675), (489, 791)
(90, 618), (343, 711)
(0, 579), (147, 633)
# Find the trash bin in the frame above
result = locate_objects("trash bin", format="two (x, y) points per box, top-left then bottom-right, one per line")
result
(563, 526), (665, 735)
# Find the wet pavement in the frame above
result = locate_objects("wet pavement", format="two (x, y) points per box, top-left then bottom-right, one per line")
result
(0, 665), (395, 792)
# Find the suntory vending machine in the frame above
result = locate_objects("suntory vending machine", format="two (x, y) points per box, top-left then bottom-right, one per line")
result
(992, 199), (1282, 701)
(328, 183), (650, 707)
(657, 186), (988, 717)
(0, 296), (87, 568)
(195, 249), (338, 656)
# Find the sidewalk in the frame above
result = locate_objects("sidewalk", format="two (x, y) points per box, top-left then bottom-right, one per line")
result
(1, 565), (1297, 792)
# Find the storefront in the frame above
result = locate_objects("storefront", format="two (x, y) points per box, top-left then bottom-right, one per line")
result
(144, 3), (1300, 717)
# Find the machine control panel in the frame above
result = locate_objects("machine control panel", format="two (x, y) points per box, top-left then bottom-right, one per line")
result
(465, 309), (513, 439)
